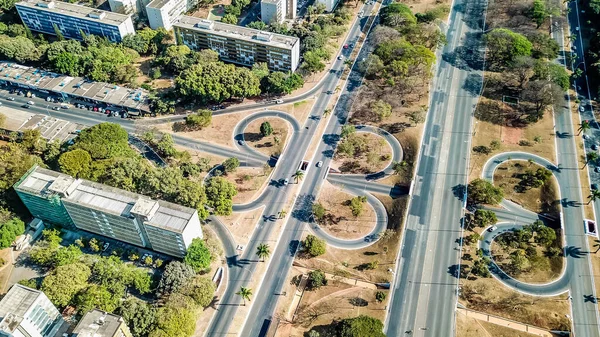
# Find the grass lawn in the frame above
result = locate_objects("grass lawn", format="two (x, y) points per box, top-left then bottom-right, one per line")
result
(492, 161), (560, 215)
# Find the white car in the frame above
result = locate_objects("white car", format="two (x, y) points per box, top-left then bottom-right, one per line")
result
(275, 99), (283, 104)
(27, 101), (34, 105)
(102, 242), (110, 252)
(283, 178), (289, 185)
(580, 105), (585, 112)
(488, 226), (497, 232)
(7, 97), (14, 101)
(337, 55), (343, 60)
(316, 161), (323, 167)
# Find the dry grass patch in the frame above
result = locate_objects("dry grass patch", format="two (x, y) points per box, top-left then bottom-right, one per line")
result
(459, 277), (571, 331)
(221, 167), (270, 204)
(315, 181), (377, 240)
(587, 236), (600, 314)
(492, 161), (560, 215)
(217, 207), (265, 247)
(401, 0), (451, 15)
(244, 117), (289, 157)
(469, 110), (556, 181)
(456, 310), (546, 337)
(332, 132), (392, 174)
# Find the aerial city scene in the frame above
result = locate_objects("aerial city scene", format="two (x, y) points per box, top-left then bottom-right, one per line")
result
(0, 0), (598, 335)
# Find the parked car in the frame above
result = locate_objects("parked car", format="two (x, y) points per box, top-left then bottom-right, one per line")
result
(102, 242), (110, 252)
(343, 44), (349, 49)
(580, 105), (585, 112)
(592, 144), (598, 151)
(593, 184), (599, 190)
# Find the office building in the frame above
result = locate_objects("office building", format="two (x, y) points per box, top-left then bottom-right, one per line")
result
(0, 284), (68, 337)
(14, 166), (204, 258)
(72, 310), (132, 337)
(261, 0), (285, 24)
(316, 0), (338, 12)
(16, 0), (135, 43)
(173, 17), (300, 71)
(146, 0), (197, 30)
(0, 62), (151, 114)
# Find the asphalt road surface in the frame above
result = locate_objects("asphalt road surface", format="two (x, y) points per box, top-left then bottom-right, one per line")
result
(384, 0), (487, 335)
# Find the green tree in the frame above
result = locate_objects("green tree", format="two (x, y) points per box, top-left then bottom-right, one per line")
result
(256, 243), (270, 262)
(158, 261), (196, 295)
(41, 262), (91, 307)
(307, 270), (327, 290)
(222, 157), (240, 173)
(185, 110), (212, 130)
(150, 306), (196, 337)
(156, 134), (177, 158)
(205, 177), (237, 215)
(58, 149), (92, 178)
(534, 224), (556, 247)
(340, 125), (356, 138)
(579, 120), (591, 135)
(375, 291), (386, 302)
(53, 245), (83, 267)
(278, 209), (287, 219)
(75, 284), (121, 314)
(247, 21), (268, 30)
(182, 276), (216, 307)
(312, 202), (326, 220)
(381, 3), (417, 28)
(589, 189), (600, 204)
(292, 170), (304, 183)
(221, 13), (238, 24)
(586, 152), (599, 168)
(303, 234), (326, 257)
(265, 72), (304, 94)
(467, 178), (504, 205)
(118, 298), (157, 337)
(184, 238), (212, 273)
(531, 0), (549, 28)
(236, 286), (252, 305)
(349, 196), (367, 217)
(0, 218), (24, 249)
(485, 28), (533, 69)
(301, 50), (326, 74)
(338, 315), (386, 337)
(260, 121), (273, 137)
(74, 123), (134, 160)
(371, 100), (392, 120)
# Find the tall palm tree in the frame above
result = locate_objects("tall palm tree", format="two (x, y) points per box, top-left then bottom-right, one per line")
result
(236, 286), (252, 306)
(278, 209), (287, 219)
(256, 243), (271, 262)
(579, 120), (591, 135)
(293, 170), (304, 183)
(323, 109), (331, 117)
(585, 152), (599, 168)
(589, 189), (600, 204)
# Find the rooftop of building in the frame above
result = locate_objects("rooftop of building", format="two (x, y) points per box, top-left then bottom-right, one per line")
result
(261, 0), (281, 5)
(0, 62), (150, 112)
(72, 310), (128, 337)
(0, 285), (48, 332)
(0, 107), (83, 142)
(146, 0), (178, 10)
(16, 0), (132, 25)
(174, 16), (299, 50)
(15, 166), (197, 233)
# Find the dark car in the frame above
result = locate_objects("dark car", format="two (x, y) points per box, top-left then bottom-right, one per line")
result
(593, 184), (599, 190)
(593, 144), (598, 151)
(219, 104), (225, 109)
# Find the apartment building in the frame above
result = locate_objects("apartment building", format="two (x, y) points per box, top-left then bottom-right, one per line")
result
(146, 0), (197, 30)
(14, 166), (203, 258)
(0, 285), (68, 337)
(173, 17), (300, 71)
(72, 310), (132, 337)
(108, 0), (151, 17)
(261, 0), (285, 24)
(16, 0), (135, 42)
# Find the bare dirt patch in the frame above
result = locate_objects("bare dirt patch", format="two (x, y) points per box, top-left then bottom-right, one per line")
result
(492, 161), (560, 215)
(244, 117), (290, 157)
(288, 281), (387, 337)
(587, 236), (600, 315)
(217, 207), (265, 248)
(331, 132), (393, 174)
(315, 181), (377, 240)
(221, 167), (271, 204)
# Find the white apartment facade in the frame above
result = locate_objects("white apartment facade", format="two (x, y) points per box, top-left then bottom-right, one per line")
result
(16, 0), (135, 42)
(146, 0), (198, 30)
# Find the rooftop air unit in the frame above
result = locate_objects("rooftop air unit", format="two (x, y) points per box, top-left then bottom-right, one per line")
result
(37, 1), (55, 8)
(255, 31), (272, 42)
(195, 19), (214, 30)
(88, 10), (106, 19)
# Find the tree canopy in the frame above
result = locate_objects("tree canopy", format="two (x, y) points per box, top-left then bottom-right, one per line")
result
(205, 177), (237, 215)
(41, 262), (91, 307)
(467, 179), (504, 205)
(184, 238), (212, 273)
(303, 234), (326, 257)
(338, 315), (386, 337)
(485, 28), (533, 69)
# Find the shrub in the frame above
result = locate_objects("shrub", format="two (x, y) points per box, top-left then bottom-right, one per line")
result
(307, 270), (327, 290)
(303, 235), (326, 257)
(375, 291), (386, 302)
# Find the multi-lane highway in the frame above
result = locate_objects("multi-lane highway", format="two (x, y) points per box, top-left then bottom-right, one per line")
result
(384, 0), (486, 335)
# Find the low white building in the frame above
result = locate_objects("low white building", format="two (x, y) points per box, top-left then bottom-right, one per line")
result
(146, 0), (197, 30)
(0, 285), (68, 337)
(108, 0), (151, 17)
